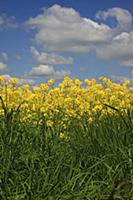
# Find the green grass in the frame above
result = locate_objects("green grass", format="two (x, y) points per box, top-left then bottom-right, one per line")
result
(0, 107), (133, 199)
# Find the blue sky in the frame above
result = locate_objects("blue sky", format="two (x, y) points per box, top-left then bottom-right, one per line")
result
(0, 0), (133, 84)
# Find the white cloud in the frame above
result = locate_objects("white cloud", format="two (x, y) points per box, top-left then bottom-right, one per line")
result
(26, 63), (71, 80)
(95, 31), (133, 66)
(110, 75), (133, 83)
(1, 74), (35, 85)
(95, 8), (133, 65)
(26, 4), (111, 52)
(54, 69), (71, 79)
(30, 46), (73, 65)
(28, 64), (54, 76)
(2, 74), (11, 80)
(18, 78), (35, 85)
(0, 62), (7, 71)
(96, 7), (132, 32)
(120, 59), (133, 67)
(26, 5), (133, 68)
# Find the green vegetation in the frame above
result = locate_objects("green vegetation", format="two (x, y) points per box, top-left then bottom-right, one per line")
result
(0, 104), (133, 200)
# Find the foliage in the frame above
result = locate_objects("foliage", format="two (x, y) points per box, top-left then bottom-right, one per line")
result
(0, 75), (133, 199)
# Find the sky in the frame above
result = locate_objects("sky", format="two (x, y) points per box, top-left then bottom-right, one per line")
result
(0, 0), (133, 85)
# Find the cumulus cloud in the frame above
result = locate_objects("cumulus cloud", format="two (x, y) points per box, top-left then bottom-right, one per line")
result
(29, 45), (72, 80)
(95, 8), (133, 66)
(2, 74), (35, 85)
(28, 64), (55, 76)
(96, 7), (132, 32)
(2, 74), (11, 80)
(26, 63), (71, 80)
(18, 78), (35, 85)
(26, 4), (111, 52)
(0, 62), (7, 71)
(95, 31), (133, 66)
(26, 5), (133, 68)
(30, 46), (73, 65)
(120, 59), (133, 67)
(110, 75), (133, 83)
(53, 69), (71, 79)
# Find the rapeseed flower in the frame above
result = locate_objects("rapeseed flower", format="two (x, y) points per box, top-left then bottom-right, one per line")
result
(0, 75), (132, 128)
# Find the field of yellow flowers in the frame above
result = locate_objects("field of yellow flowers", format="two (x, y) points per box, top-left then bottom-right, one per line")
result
(0, 75), (133, 199)
(0, 75), (133, 127)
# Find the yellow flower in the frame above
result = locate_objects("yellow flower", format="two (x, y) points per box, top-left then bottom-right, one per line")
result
(74, 79), (82, 86)
(47, 120), (54, 127)
(0, 75), (132, 123)
(123, 80), (131, 87)
(100, 77), (112, 85)
(9, 78), (18, 85)
(48, 79), (54, 85)
(0, 75), (5, 82)
(40, 83), (49, 91)
(33, 86), (41, 93)
(85, 79), (96, 86)
(59, 132), (65, 139)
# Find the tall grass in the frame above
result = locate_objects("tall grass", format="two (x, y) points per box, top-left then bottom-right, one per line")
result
(0, 102), (133, 199)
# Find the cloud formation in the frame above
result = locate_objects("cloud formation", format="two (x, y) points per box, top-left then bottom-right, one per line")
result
(0, 62), (7, 71)
(95, 31), (133, 66)
(29, 64), (55, 76)
(27, 64), (70, 79)
(26, 5), (133, 68)
(31, 46), (73, 65)
(53, 69), (71, 80)
(2, 74), (35, 85)
(27, 4), (111, 53)
(96, 7), (132, 32)
(18, 78), (35, 85)
(120, 59), (133, 67)
(110, 75), (133, 83)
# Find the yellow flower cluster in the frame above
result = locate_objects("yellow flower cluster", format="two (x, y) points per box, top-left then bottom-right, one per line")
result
(0, 75), (133, 128)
